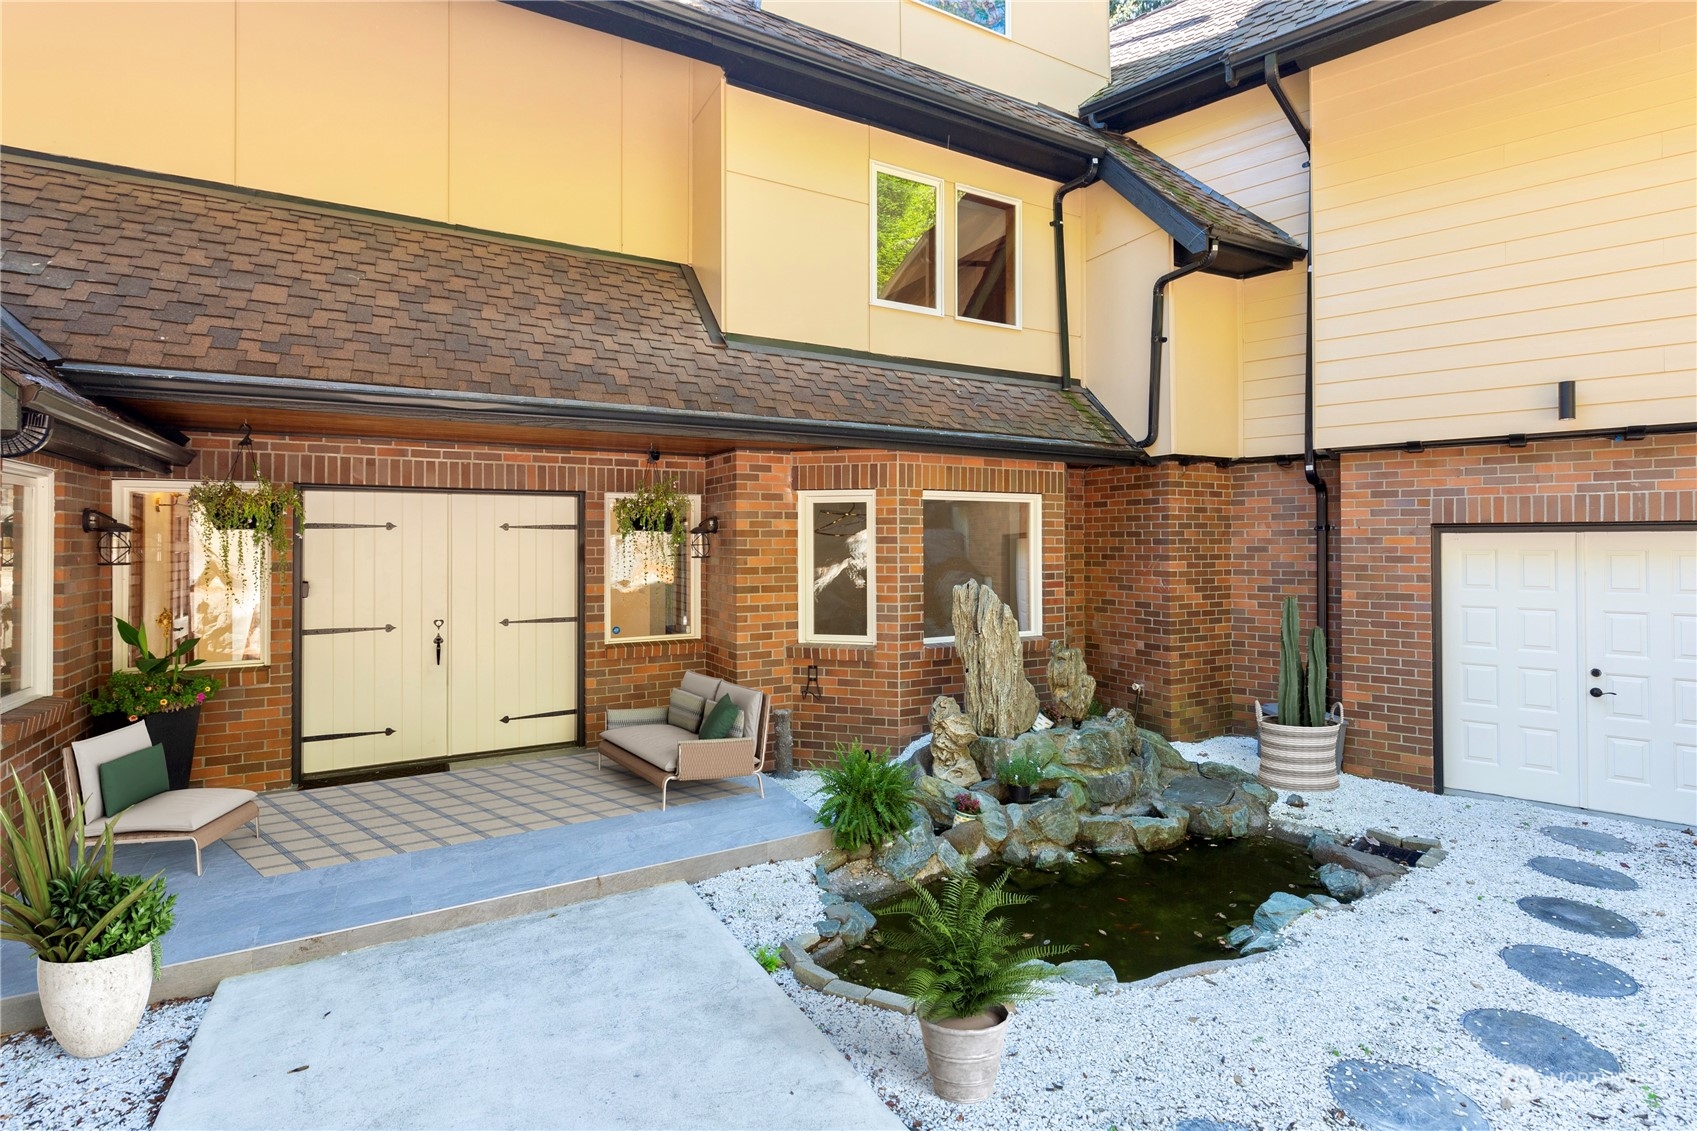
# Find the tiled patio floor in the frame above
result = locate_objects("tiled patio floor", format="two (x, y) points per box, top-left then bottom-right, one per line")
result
(239, 750), (752, 875)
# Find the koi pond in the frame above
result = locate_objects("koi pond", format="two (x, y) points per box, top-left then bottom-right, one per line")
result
(826, 836), (1324, 992)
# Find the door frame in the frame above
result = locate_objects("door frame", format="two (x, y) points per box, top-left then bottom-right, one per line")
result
(290, 485), (587, 787)
(1431, 520), (1696, 798)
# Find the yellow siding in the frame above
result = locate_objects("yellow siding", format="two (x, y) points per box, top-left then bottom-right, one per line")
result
(1133, 81), (1311, 457)
(720, 88), (1081, 375)
(1081, 180), (1168, 449)
(1169, 273), (1241, 457)
(1311, 1), (1697, 447)
(0, 0), (693, 260)
(762, 0), (1108, 109)
(690, 68), (727, 322)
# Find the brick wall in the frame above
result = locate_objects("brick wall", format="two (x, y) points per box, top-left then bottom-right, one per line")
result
(1338, 433), (1697, 787)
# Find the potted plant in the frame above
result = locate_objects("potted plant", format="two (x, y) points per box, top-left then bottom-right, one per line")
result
(610, 479), (691, 588)
(884, 871), (1066, 1103)
(1, 773), (177, 1058)
(814, 743), (914, 851)
(1256, 596), (1344, 792)
(951, 792), (982, 823)
(995, 755), (1046, 803)
(86, 617), (221, 791)
(187, 466), (302, 591)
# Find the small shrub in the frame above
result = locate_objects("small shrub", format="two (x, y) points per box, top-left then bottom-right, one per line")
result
(951, 792), (981, 815)
(815, 743), (914, 852)
(751, 944), (783, 974)
(995, 755), (1047, 788)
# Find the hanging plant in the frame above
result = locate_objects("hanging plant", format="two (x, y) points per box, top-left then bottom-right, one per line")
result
(610, 479), (691, 590)
(186, 466), (303, 592)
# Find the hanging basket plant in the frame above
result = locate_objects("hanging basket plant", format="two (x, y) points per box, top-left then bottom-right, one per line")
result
(186, 466), (303, 592)
(610, 479), (690, 588)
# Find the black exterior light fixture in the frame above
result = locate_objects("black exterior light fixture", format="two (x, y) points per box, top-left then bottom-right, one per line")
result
(802, 664), (823, 700)
(689, 515), (718, 561)
(1558, 380), (1577, 421)
(82, 508), (133, 566)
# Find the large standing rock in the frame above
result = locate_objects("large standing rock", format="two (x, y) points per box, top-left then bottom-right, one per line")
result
(1047, 645), (1096, 725)
(953, 580), (1039, 737)
(928, 697), (982, 788)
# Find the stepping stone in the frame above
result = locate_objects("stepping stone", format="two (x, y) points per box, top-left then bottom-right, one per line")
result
(1541, 826), (1633, 854)
(1460, 1009), (1621, 1080)
(1500, 944), (1639, 998)
(1527, 856), (1639, 891)
(1518, 896), (1640, 938)
(1326, 1060), (1491, 1131)
(1174, 1120), (1254, 1131)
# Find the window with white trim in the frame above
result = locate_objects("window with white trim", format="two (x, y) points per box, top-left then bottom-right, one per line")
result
(1, 462), (54, 708)
(915, 0), (1008, 35)
(956, 187), (1019, 327)
(872, 165), (944, 314)
(111, 482), (271, 668)
(921, 492), (1041, 642)
(606, 492), (702, 642)
(799, 492), (876, 644)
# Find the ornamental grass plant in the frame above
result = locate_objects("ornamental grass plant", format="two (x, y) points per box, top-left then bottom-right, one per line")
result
(814, 743), (914, 852)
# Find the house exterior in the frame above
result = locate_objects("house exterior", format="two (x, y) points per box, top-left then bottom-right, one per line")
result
(1, 0), (1691, 825)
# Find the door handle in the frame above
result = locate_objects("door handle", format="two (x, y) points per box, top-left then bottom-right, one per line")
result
(433, 619), (445, 666)
(1589, 687), (1615, 698)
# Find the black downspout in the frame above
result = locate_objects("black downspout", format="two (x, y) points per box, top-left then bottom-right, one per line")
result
(1136, 240), (1218, 450)
(1264, 54), (1331, 683)
(1053, 158), (1100, 390)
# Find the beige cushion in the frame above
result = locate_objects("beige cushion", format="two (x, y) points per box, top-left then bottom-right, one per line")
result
(679, 671), (721, 701)
(87, 787), (256, 836)
(667, 688), (707, 733)
(71, 721), (155, 821)
(601, 723), (695, 773)
(716, 683), (765, 741)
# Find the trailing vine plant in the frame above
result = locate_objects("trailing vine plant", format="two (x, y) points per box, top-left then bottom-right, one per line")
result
(187, 464), (303, 592)
(610, 479), (691, 588)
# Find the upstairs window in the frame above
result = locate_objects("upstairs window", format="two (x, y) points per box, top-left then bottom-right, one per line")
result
(957, 188), (1018, 326)
(798, 492), (876, 644)
(921, 492), (1040, 641)
(916, 0), (1008, 35)
(873, 166), (943, 314)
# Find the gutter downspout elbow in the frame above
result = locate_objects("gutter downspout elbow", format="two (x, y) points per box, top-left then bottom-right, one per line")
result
(1053, 158), (1100, 391)
(1136, 239), (1218, 451)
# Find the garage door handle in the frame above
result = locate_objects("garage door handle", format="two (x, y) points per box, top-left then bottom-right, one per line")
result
(1589, 687), (1615, 698)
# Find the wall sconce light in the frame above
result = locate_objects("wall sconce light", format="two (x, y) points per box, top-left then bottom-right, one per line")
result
(82, 508), (133, 567)
(689, 515), (719, 561)
(1557, 380), (1577, 421)
(802, 664), (823, 700)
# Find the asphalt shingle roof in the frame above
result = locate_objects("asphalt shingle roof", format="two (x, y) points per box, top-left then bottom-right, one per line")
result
(0, 158), (1130, 456)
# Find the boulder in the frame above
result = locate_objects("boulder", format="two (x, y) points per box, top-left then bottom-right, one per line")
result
(1083, 769), (1136, 806)
(1252, 891), (1315, 934)
(873, 805), (939, 882)
(1047, 645), (1096, 725)
(941, 818), (985, 858)
(1225, 924), (1257, 948)
(1197, 761), (1257, 785)
(932, 837), (965, 876)
(1139, 729), (1193, 773)
(1317, 863), (1368, 902)
(928, 697), (982, 788)
(1239, 931), (1280, 955)
(1128, 814), (1188, 851)
(952, 580), (1040, 737)
(1311, 839), (1408, 881)
(1000, 834), (1032, 868)
(911, 774), (961, 828)
(977, 796), (1011, 849)
(1059, 718), (1130, 771)
(1058, 780), (1093, 812)
(1239, 781), (1278, 807)
(1031, 844), (1070, 872)
(1078, 815), (1143, 856)
(822, 901), (877, 948)
(819, 859), (906, 905)
(1054, 959), (1118, 988)
(1021, 797), (1081, 847)
(1306, 894), (1344, 911)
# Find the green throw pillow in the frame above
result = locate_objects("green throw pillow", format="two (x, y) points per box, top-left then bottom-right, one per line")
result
(98, 743), (170, 816)
(698, 695), (740, 741)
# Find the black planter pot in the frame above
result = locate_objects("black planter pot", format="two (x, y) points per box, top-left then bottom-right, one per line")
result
(1006, 784), (1033, 804)
(144, 705), (203, 790)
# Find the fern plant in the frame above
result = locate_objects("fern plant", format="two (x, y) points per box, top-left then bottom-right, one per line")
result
(883, 870), (1068, 1021)
(814, 743), (914, 851)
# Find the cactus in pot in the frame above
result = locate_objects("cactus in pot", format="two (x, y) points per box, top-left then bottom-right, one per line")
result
(1257, 597), (1343, 791)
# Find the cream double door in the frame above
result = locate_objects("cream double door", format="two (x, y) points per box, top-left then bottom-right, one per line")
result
(1441, 528), (1697, 823)
(298, 490), (581, 777)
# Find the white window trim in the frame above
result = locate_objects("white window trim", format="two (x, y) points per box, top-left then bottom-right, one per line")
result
(954, 184), (1022, 330)
(605, 492), (702, 645)
(907, 0), (1011, 38)
(798, 490), (877, 645)
(921, 490), (1043, 645)
(1, 462), (55, 711)
(109, 478), (271, 670)
(870, 163), (946, 317)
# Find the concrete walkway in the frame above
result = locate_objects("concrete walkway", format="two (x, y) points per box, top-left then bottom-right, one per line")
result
(155, 883), (903, 1131)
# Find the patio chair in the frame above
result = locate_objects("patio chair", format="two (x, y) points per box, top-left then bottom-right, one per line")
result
(65, 720), (261, 875)
(597, 671), (768, 809)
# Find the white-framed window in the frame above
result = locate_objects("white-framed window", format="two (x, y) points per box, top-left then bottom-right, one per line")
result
(913, 0), (1009, 36)
(110, 480), (271, 669)
(798, 491), (876, 644)
(955, 185), (1020, 328)
(871, 164), (945, 315)
(921, 491), (1042, 643)
(606, 492), (702, 643)
(1, 462), (55, 709)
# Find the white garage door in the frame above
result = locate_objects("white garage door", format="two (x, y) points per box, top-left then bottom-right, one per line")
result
(1441, 528), (1696, 823)
(298, 489), (582, 778)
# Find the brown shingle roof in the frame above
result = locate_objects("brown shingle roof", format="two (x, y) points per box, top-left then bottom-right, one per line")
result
(0, 158), (1131, 458)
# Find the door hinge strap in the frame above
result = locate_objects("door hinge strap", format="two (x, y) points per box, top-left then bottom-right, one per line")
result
(302, 728), (396, 743)
(304, 522), (397, 530)
(499, 708), (579, 724)
(499, 523), (580, 531)
(302, 624), (397, 636)
(499, 616), (580, 626)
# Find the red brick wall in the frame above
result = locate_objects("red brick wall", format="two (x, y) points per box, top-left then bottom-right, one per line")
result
(1339, 434), (1697, 787)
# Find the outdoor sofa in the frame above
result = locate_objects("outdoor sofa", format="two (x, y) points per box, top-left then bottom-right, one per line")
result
(597, 671), (768, 808)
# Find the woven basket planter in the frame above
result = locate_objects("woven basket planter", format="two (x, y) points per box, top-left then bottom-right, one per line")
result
(1255, 700), (1344, 792)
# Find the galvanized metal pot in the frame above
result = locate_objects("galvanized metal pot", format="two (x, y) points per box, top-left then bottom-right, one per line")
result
(919, 1005), (1009, 1103)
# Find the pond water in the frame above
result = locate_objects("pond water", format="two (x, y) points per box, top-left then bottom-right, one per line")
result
(828, 836), (1323, 993)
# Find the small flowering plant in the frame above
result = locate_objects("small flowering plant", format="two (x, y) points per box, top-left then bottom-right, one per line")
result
(86, 617), (222, 721)
(951, 792), (982, 816)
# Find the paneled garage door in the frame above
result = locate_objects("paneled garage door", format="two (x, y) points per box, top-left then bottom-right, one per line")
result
(1440, 528), (1696, 823)
(298, 490), (582, 779)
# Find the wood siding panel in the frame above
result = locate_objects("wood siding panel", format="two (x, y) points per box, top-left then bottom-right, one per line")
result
(1311, 1), (1697, 450)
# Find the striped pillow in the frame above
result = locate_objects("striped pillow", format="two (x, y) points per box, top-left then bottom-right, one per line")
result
(668, 688), (707, 732)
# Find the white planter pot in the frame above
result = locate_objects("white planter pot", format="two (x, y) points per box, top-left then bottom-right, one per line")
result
(919, 1006), (1009, 1103)
(36, 945), (153, 1058)
(1255, 700), (1344, 792)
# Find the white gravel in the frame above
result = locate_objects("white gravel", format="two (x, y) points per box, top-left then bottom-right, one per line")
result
(0, 997), (209, 1129)
(695, 737), (1697, 1131)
